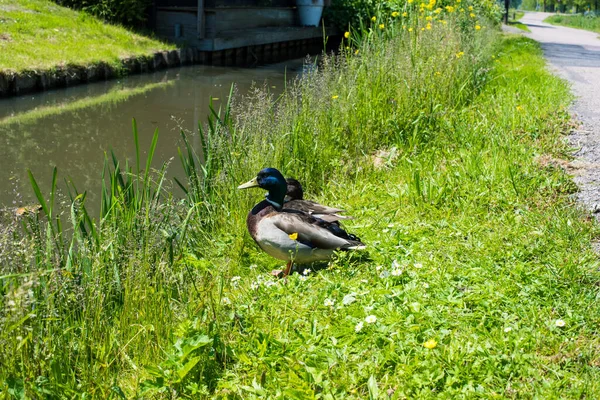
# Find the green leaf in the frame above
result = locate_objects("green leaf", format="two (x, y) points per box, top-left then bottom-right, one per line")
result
(177, 356), (202, 381)
(368, 375), (379, 400)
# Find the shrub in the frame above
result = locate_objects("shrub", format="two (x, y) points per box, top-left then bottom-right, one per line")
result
(53, 0), (151, 27)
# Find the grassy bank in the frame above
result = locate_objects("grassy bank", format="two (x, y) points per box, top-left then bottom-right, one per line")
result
(508, 10), (530, 31)
(0, 0), (174, 73)
(2, 6), (600, 398)
(545, 14), (600, 33)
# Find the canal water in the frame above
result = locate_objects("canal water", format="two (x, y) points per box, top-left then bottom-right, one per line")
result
(0, 61), (302, 212)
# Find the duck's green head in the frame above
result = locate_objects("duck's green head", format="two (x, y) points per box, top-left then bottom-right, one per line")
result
(238, 168), (287, 210)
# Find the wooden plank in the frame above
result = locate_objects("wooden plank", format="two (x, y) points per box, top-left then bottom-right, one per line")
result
(197, 0), (205, 39)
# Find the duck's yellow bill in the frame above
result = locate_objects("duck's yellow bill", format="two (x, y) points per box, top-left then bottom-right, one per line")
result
(237, 177), (259, 189)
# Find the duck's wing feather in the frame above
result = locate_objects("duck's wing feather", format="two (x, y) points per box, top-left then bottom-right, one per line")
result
(271, 210), (364, 250)
(284, 199), (345, 214)
(283, 200), (353, 221)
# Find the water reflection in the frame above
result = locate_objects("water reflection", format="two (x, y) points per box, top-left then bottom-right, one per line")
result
(0, 61), (301, 211)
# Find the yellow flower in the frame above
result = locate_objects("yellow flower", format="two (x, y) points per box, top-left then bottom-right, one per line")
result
(371, 16), (377, 22)
(470, 12), (476, 17)
(445, 5), (454, 12)
(402, 12), (408, 16)
(426, 15), (433, 21)
(468, 5), (473, 10)
(435, 71), (441, 76)
(440, 19), (447, 24)
(408, 0), (414, 3)
(408, 27), (413, 31)
(379, 23), (385, 30)
(289, 232), (299, 240)
(345, 46), (350, 50)
(355, 49), (359, 55)
(459, 7), (464, 12)
(456, 0), (461, 3)
(456, 51), (464, 58)
(344, 31), (350, 39)
(516, 105), (523, 111)
(426, 22), (432, 29)
(392, 11), (399, 17)
(475, 24), (481, 30)
(434, 7), (442, 13)
(424, 339), (438, 349)
(421, 27), (425, 31)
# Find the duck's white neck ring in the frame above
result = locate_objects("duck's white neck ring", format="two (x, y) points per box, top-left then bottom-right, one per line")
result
(266, 198), (283, 211)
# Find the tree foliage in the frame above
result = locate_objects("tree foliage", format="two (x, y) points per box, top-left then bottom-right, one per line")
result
(520, 0), (599, 12)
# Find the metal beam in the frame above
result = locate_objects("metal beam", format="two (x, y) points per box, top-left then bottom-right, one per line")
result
(197, 0), (205, 39)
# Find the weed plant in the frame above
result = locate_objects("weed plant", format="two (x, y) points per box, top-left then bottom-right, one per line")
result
(1, 6), (600, 399)
(545, 13), (600, 33)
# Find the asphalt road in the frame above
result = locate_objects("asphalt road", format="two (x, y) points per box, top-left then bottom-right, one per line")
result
(517, 12), (600, 214)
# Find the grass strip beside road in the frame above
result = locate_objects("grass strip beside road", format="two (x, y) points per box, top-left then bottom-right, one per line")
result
(545, 13), (600, 34)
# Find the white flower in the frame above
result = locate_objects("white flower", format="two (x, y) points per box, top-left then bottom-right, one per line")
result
(264, 281), (277, 287)
(376, 265), (383, 271)
(221, 297), (231, 305)
(504, 327), (512, 333)
(302, 268), (311, 276)
(231, 276), (241, 286)
(249, 264), (257, 270)
(298, 275), (308, 281)
(555, 319), (566, 327)
(324, 298), (335, 307)
(365, 315), (377, 324)
(360, 279), (368, 283)
(423, 283), (429, 289)
(391, 268), (403, 276)
(391, 259), (401, 269)
(414, 263), (423, 269)
(355, 322), (364, 332)
(250, 282), (259, 290)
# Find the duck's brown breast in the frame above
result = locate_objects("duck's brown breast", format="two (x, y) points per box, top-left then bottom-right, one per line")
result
(247, 200), (275, 240)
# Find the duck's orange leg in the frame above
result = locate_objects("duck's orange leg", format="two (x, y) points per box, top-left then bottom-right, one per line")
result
(282, 261), (293, 277)
(271, 261), (293, 279)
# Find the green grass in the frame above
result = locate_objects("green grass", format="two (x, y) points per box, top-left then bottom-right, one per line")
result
(508, 10), (530, 31)
(544, 14), (600, 33)
(0, 0), (174, 72)
(2, 8), (600, 398)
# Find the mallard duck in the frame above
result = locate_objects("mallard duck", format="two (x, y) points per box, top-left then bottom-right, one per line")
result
(238, 168), (365, 276)
(284, 178), (353, 223)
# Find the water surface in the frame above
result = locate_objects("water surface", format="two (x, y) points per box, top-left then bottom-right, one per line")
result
(0, 61), (302, 212)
